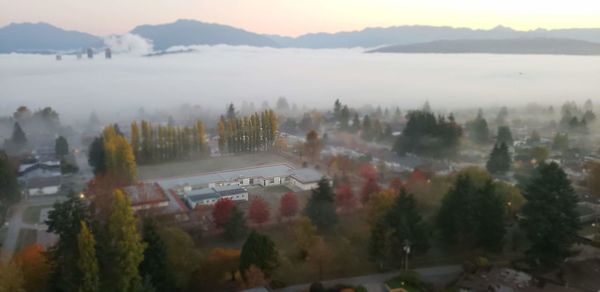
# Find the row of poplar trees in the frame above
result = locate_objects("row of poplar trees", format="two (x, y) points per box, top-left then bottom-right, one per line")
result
(102, 125), (137, 184)
(131, 120), (207, 164)
(217, 110), (278, 154)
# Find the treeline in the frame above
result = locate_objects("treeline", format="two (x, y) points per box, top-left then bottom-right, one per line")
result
(394, 110), (463, 158)
(88, 125), (137, 184)
(217, 109), (278, 154)
(132, 120), (208, 164)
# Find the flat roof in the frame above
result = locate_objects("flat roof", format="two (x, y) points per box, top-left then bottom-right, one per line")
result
(290, 168), (322, 183)
(187, 186), (248, 203)
(123, 183), (168, 206)
(155, 164), (296, 189)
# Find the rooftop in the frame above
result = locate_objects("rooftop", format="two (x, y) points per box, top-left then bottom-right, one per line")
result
(186, 186), (248, 203)
(27, 176), (61, 188)
(122, 183), (168, 206)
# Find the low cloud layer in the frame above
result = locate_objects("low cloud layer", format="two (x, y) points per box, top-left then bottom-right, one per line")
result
(1, 46), (599, 122)
(104, 33), (153, 55)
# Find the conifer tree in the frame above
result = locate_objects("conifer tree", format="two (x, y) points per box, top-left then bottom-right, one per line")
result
(77, 221), (100, 292)
(224, 206), (248, 241)
(55, 136), (69, 157)
(240, 231), (279, 279)
(130, 121), (140, 159)
(486, 142), (511, 174)
(496, 126), (513, 145)
(11, 122), (27, 146)
(521, 162), (580, 267)
(107, 190), (146, 292)
(304, 178), (337, 230)
(0, 151), (19, 203)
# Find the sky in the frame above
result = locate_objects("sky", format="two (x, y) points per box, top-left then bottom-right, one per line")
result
(1, 0), (600, 36)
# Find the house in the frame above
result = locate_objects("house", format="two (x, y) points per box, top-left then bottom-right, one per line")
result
(184, 185), (249, 208)
(27, 176), (61, 196)
(288, 168), (322, 190)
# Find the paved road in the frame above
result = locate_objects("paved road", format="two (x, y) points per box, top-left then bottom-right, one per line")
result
(277, 264), (462, 292)
(1, 195), (66, 262)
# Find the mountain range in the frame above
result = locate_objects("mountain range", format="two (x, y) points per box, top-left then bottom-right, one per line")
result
(2, 19), (600, 54)
(368, 38), (600, 55)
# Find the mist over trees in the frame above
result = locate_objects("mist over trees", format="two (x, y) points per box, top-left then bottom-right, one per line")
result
(393, 110), (462, 158)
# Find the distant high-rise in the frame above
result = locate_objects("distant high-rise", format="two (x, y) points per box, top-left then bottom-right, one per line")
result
(55, 54), (62, 61)
(87, 48), (93, 59)
(105, 48), (112, 59)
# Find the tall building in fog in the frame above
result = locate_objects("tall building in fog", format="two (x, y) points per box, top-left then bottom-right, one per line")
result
(105, 48), (112, 59)
(87, 48), (93, 59)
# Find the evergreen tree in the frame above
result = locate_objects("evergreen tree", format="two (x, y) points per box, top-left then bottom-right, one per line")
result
(436, 174), (506, 252)
(369, 190), (428, 268)
(77, 221), (100, 292)
(11, 122), (27, 145)
(107, 190), (146, 292)
(496, 126), (513, 145)
(333, 99), (342, 120)
(521, 162), (580, 267)
(339, 105), (350, 129)
(351, 113), (361, 133)
(468, 110), (490, 144)
(224, 206), (248, 241)
(394, 111), (462, 158)
(486, 142), (511, 174)
(239, 231), (279, 278)
(0, 151), (19, 203)
(140, 219), (172, 292)
(55, 136), (69, 157)
(46, 192), (89, 292)
(552, 133), (569, 152)
(304, 178), (337, 230)
(361, 115), (373, 141)
(474, 181), (505, 252)
(227, 103), (236, 120)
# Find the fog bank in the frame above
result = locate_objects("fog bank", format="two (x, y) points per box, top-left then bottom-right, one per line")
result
(1, 46), (599, 122)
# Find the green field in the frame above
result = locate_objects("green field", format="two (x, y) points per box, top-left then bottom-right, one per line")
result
(22, 205), (52, 224)
(138, 152), (296, 180)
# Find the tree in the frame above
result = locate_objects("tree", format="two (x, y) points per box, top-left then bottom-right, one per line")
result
(212, 198), (235, 228)
(0, 151), (19, 203)
(293, 216), (319, 258)
(140, 219), (172, 292)
(521, 162), (580, 267)
(248, 197), (270, 225)
(474, 181), (506, 252)
(304, 178), (337, 230)
(243, 265), (266, 288)
(335, 185), (355, 212)
(467, 110), (490, 144)
(394, 110), (462, 158)
(552, 133), (569, 152)
(13, 244), (50, 292)
(436, 173), (506, 252)
(11, 122), (27, 146)
(369, 190), (428, 268)
(46, 192), (88, 292)
(279, 192), (298, 220)
(307, 237), (331, 281)
(77, 221), (100, 292)
(304, 130), (321, 161)
(339, 105), (350, 130)
(389, 177), (404, 191)
(496, 126), (513, 145)
(0, 261), (25, 292)
(88, 137), (106, 175)
(496, 106), (509, 125)
(351, 113), (361, 133)
(55, 136), (69, 157)
(227, 103), (236, 119)
(107, 190), (146, 292)
(224, 206), (248, 240)
(240, 231), (279, 279)
(587, 162), (600, 198)
(486, 142), (511, 174)
(208, 248), (241, 282)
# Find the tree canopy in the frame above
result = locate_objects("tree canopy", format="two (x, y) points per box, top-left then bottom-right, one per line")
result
(393, 110), (462, 158)
(304, 178), (337, 230)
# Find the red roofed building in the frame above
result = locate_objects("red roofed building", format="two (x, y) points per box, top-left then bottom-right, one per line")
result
(122, 183), (189, 222)
(408, 169), (429, 185)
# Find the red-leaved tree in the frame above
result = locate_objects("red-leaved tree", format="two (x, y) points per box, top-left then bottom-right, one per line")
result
(212, 198), (235, 228)
(361, 179), (381, 204)
(389, 177), (404, 191)
(248, 197), (270, 225)
(335, 185), (355, 212)
(279, 192), (299, 220)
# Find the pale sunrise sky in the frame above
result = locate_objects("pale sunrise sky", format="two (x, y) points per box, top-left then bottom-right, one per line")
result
(1, 0), (600, 36)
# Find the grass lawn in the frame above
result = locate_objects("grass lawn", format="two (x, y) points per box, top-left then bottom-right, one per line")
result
(22, 205), (52, 224)
(138, 152), (296, 180)
(15, 228), (37, 252)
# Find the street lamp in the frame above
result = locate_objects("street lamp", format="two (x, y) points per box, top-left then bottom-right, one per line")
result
(403, 240), (411, 271)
